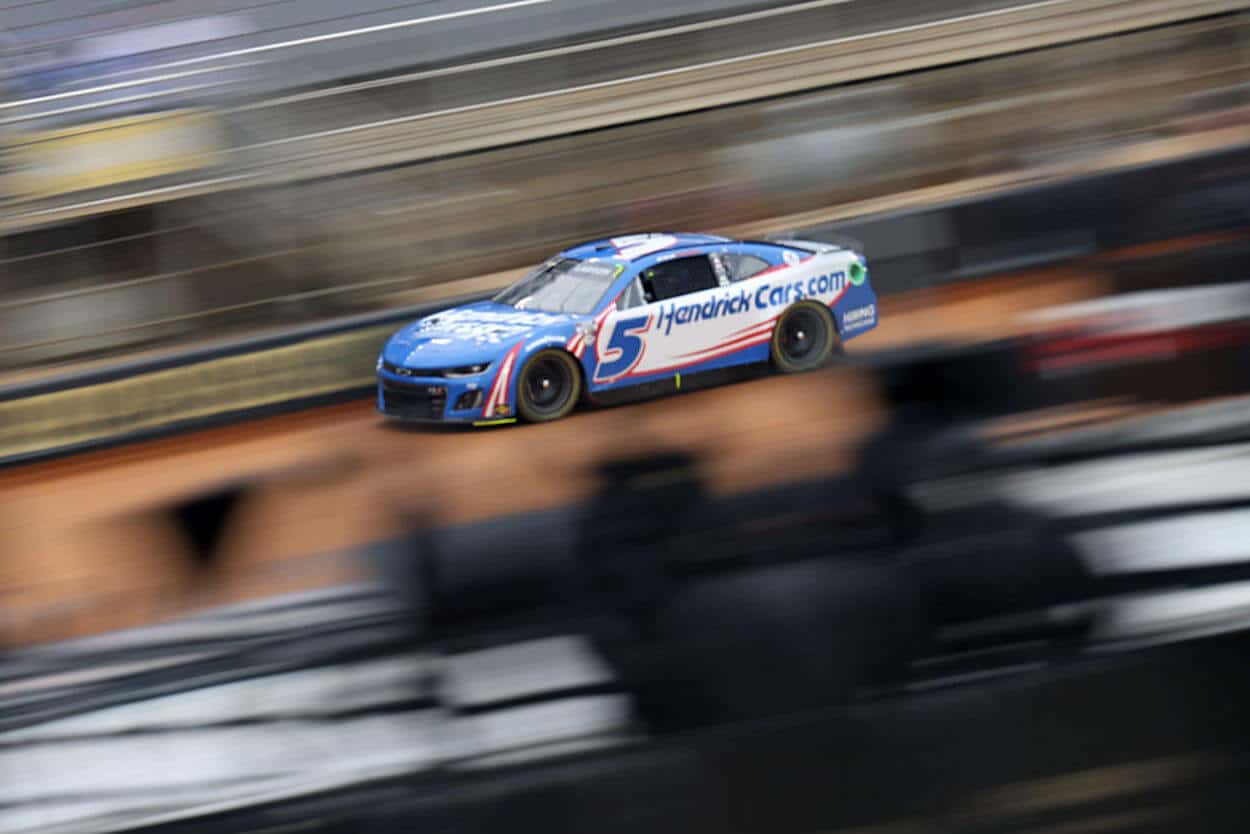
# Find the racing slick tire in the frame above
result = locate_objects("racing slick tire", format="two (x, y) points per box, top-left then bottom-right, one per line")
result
(770, 301), (842, 373)
(516, 349), (583, 423)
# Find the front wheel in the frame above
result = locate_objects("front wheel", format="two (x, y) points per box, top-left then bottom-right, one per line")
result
(770, 301), (841, 373)
(516, 349), (583, 423)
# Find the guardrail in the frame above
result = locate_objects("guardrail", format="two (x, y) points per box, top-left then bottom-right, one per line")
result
(0, 292), (490, 467)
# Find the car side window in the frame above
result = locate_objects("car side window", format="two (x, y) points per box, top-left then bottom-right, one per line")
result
(639, 255), (719, 303)
(616, 278), (646, 310)
(721, 253), (772, 282)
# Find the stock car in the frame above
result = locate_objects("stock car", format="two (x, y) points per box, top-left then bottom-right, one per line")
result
(377, 233), (877, 424)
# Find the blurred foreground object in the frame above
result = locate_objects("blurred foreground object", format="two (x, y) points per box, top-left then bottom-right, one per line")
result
(17, 352), (1250, 830)
(576, 450), (925, 733)
(1025, 281), (1250, 405)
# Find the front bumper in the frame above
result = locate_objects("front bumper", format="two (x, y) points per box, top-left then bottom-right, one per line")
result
(376, 371), (509, 424)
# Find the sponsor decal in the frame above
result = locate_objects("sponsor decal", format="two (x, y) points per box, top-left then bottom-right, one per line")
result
(425, 310), (559, 329)
(655, 271), (848, 336)
(841, 304), (877, 331)
(568, 260), (619, 279)
(657, 290), (751, 335)
(416, 308), (562, 345)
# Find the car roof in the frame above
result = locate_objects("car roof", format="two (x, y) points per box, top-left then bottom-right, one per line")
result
(559, 232), (734, 262)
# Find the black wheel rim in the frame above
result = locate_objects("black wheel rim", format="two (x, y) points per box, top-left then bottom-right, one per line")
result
(523, 356), (574, 416)
(779, 308), (826, 362)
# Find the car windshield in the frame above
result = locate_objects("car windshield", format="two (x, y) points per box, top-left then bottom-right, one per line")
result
(493, 258), (621, 314)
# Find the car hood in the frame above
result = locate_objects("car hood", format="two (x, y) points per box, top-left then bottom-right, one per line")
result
(383, 301), (578, 367)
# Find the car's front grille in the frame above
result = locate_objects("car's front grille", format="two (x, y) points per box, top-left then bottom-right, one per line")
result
(381, 381), (447, 420)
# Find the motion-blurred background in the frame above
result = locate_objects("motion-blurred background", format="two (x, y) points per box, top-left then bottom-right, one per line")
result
(8, 1), (1250, 832)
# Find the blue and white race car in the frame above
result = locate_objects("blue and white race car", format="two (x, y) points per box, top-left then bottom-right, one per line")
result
(377, 233), (878, 424)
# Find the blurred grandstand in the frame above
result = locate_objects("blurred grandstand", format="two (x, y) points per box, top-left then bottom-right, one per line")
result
(8, 1), (1250, 833)
(1, 1), (1246, 370)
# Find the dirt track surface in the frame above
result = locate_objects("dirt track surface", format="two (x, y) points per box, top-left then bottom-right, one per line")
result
(0, 271), (1102, 645)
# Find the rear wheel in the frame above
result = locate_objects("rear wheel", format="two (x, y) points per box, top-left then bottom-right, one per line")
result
(516, 349), (583, 422)
(770, 301), (841, 373)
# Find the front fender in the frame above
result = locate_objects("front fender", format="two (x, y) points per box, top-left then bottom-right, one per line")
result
(484, 326), (583, 418)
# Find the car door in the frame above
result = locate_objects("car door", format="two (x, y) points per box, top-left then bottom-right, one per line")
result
(590, 252), (770, 388)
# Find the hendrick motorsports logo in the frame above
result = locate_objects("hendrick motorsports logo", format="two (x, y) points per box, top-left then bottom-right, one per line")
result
(841, 304), (876, 331)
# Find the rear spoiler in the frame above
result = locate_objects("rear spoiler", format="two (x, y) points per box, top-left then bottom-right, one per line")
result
(760, 231), (866, 256)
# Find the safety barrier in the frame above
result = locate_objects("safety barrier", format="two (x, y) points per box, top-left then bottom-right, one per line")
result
(0, 293), (490, 467)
